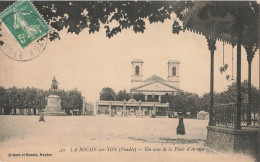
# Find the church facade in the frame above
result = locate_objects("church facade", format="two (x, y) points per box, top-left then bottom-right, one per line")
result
(96, 59), (180, 117)
(130, 59), (180, 102)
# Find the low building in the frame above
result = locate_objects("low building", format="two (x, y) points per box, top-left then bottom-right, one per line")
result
(197, 111), (209, 120)
(82, 97), (95, 116)
(96, 99), (169, 117)
(82, 103), (95, 116)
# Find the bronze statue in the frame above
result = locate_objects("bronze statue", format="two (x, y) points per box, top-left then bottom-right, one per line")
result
(51, 77), (59, 92)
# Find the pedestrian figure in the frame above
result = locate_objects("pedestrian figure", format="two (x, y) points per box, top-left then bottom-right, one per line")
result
(39, 112), (45, 122)
(176, 112), (185, 135)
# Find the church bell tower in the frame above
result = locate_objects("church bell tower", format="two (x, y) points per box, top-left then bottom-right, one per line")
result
(167, 60), (180, 88)
(131, 59), (143, 88)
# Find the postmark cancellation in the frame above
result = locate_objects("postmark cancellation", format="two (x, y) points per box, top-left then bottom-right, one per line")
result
(0, 1), (50, 61)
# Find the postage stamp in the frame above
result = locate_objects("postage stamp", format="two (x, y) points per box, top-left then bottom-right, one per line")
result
(0, 1), (50, 49)
(0, 1), (50, 61)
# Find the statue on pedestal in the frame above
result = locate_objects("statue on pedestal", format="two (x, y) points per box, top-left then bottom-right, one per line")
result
(45, 77), (66, 116)
(51, 77), (59, 93)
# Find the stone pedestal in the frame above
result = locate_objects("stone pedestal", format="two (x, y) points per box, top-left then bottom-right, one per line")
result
(206, 126), (259, 160)
(45, 95), (66, 116)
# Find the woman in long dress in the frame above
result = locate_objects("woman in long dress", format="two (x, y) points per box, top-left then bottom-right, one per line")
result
(176, 112), (185, 135)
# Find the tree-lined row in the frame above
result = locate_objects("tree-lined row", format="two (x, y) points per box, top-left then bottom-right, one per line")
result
(199, 81), (260, 112)
(0, 87), (83, 115)
(99, 81), (260, 116)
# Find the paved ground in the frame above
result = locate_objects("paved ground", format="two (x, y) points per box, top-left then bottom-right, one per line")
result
(0, 116), (255, 162)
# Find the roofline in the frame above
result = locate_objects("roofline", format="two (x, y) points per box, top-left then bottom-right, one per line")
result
(131, 59), (143, 64)
(168, 60), (180, 64)
(130, 80), (181, 92)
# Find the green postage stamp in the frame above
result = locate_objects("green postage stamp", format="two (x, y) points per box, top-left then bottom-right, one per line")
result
(0, 1), (50, 49)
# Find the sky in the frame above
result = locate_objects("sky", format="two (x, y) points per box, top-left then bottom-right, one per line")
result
(0, 19), (259, 103)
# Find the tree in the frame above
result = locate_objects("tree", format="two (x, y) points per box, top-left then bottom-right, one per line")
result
(0, 86), (5, 105)
(116, 90), (131, 101)
(132, 93), (145, 102)
(15, 88), (25, 110)
(100, 87), (116, 101)
(197, 93), (210, 112)
(172, 91), (186, 113)
(196, 80), (260, 112)
(215, 80), (259, 105)
(0, 2), (258, 50)
(56, 89), (69, 110)
(34, 89), (46, 113)
(0, 86), (6, 113)
(171, 91), (199, 115)
(24, 87), (38, 110)
(67, 89), (83, 112)
(186, 93), (199, 116)
(4, 87), (20, 115)
(161, 93), (174, 110)
(0, 1), (193, 45)
(0, 86), (84, 115)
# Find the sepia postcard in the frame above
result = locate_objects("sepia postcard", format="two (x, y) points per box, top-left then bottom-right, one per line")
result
(0, 1), (259, 162)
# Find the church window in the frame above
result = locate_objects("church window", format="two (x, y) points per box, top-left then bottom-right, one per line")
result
(172, 66), (176, 76)
(135, 66), (139, 75)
